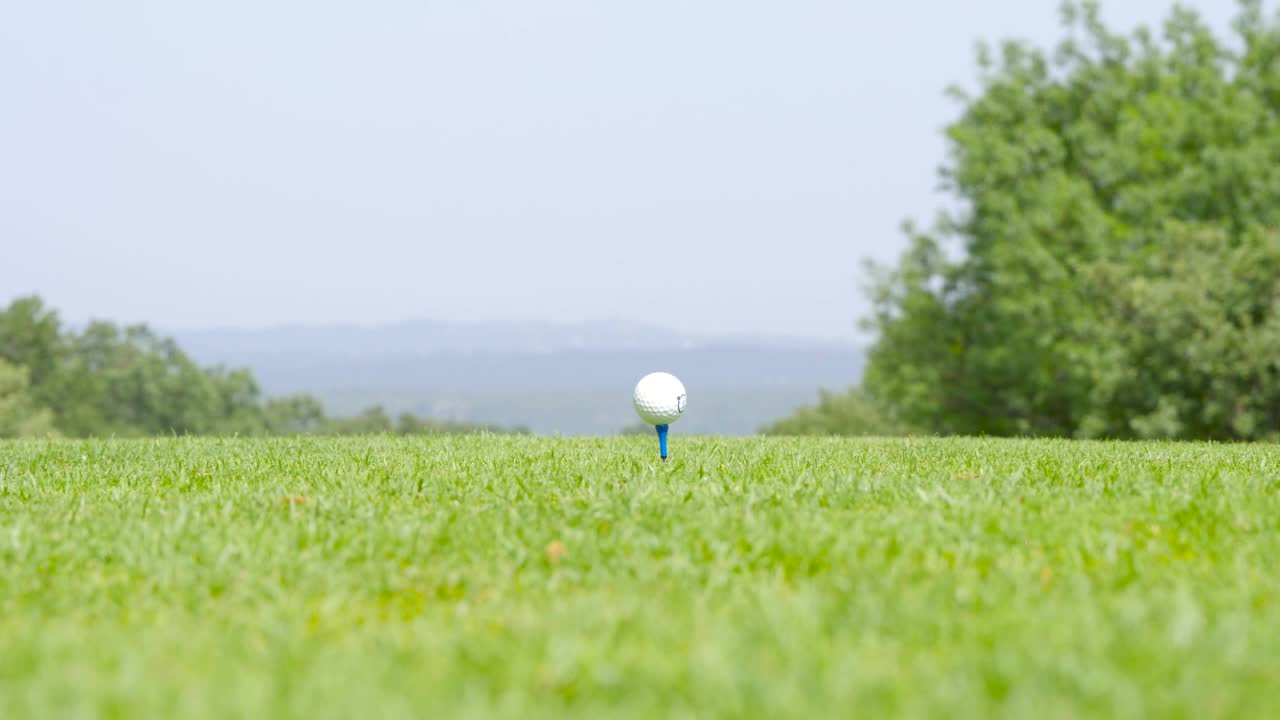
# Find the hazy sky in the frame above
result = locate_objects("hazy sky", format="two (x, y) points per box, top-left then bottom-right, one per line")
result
(1, 1), (1245, 339)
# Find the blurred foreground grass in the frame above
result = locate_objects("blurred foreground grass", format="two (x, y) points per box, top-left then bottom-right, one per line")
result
(1, 435), (1278, 718)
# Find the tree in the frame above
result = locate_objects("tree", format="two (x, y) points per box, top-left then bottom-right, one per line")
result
(1076, 222), (1280, 439)
(393, 412), (513, 435)
(761, 387), (912, 437)
(0, 295), (531, 439)
(207, 367), (270, 435)
(320, 405), (395, 435)
(861, 0), (1280, 441)
(618, 421), (654, 436)
(0, 298), (284, 437)
(0, 296), (68, 413)
(263, 394), (326, 435)
(61, 321), (228, 436)
(0, 359), (57, 438)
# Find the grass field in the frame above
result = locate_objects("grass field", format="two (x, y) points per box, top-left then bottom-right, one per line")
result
(2, 435), (1279, 719)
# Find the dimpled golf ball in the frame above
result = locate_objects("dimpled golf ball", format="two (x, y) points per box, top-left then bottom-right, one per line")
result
(633, 372), (687, 425)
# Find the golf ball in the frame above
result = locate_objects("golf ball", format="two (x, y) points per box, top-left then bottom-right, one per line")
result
(633, 372), (687, 425)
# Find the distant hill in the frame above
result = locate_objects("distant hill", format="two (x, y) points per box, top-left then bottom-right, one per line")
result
(172, 317), (855, 356)
(170, 319), (866, 435)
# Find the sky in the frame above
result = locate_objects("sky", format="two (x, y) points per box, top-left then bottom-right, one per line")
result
(0, 1), (1247, 340)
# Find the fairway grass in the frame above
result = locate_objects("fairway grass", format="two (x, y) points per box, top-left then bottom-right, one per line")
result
(2, 435), (1279, 718)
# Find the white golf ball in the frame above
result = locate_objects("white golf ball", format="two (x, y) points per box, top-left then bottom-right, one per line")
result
(633, 372), (687, 425)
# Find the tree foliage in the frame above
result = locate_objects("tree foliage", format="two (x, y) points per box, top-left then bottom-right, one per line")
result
(0, 295), (523, 438)
(760, 387), (911, 437)
(0, 359), (57, 438)
(861, 0), (1280, 440)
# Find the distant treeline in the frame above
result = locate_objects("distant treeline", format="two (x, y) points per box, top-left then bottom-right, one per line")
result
(0, 296), (526, 439)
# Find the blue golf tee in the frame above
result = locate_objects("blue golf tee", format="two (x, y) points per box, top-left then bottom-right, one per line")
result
(655, 424), (669, 460)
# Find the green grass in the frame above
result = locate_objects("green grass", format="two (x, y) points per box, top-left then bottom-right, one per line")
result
(2, 435), (1279, 719)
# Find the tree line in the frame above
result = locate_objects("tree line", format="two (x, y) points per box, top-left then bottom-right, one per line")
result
(768, 1), (1280, 441)
(0, 295), (525, 439)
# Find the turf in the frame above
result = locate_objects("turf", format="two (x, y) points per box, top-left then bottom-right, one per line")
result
(1, 435), (1279, 719)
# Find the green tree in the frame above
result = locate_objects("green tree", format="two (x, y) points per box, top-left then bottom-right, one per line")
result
(862, 0), (1280, 441)
(206, 367), (270, 435)
(0, 297), (281, 437)
(394, 411), (528, 435)
(0, 359), (57, 438)
(263, 394), (327, 435)
(64, 322), (226, 436)
(761, 387), (911, 437)
(320, 405), (395, 435)
(0, 296), (68, 413)
(0, 296), (63, 387)
(1077, 222), (1280, 439)
(0, 294), (533, 439)
(618, 421), (654, 436)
